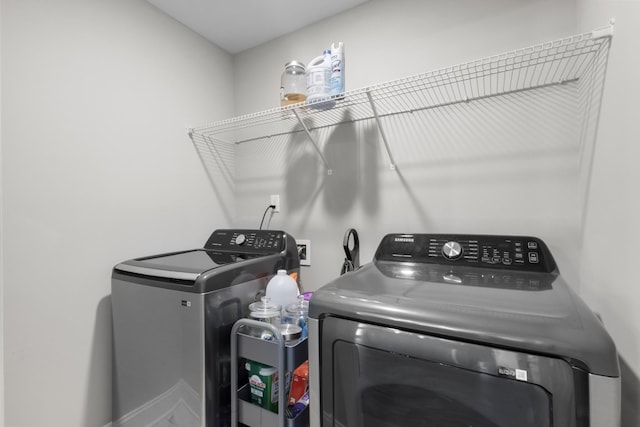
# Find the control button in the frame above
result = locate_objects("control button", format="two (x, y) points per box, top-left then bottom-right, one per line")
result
(528, 241), (538, 249)
(442, 241), (463, 260)
(515, 252), (523, 259)
(528, 252), (539, 263)
(235, 234), (246, 246)
(492, 256), (501, 263)
(502, 258), (513, 265)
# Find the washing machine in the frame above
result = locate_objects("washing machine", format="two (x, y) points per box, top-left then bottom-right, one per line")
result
(308, 233), (620, 427)
(112, 229), (299, 427)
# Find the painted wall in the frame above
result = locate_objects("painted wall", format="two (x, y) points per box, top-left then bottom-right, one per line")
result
(232, 0), (638, 424)
(230, 0), (639, 423)
(1, 0), (637, 426)
(0, 1), (4, 422)
(577, 1), (640, 425)
(1, 0), (234, 426)
(232, 0), (581, 290)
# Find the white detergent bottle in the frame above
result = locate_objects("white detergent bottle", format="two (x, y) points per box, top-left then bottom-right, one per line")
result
(266, 269), (299, 319)
(330, 42), (345, 95)
(306, 50), (335, 109)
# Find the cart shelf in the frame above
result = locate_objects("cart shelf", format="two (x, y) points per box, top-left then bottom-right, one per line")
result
(231, 319), (309, 427)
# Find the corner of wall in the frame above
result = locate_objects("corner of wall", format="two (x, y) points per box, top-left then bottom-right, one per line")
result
(0, 3), (5, 424)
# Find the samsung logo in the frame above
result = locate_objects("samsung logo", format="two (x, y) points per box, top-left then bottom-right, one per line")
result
(394, 237), (414, 243)
(498, 367), (515, 377)
(498, 366), (528, 381)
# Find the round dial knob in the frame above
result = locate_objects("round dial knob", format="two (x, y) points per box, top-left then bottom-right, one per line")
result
(235, 234), (246, 246)
(442, 241), (463, 260)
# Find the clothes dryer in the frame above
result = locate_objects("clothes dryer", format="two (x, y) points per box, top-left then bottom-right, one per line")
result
(112, 229), (299, 427)
(309, 233), (620, 427)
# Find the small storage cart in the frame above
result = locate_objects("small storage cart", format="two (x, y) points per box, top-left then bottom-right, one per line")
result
(231, 318), (309, 427)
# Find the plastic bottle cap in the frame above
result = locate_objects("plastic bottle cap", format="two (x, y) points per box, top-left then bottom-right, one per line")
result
(259, 366), (277, 375)
(285, 60), (305, 70)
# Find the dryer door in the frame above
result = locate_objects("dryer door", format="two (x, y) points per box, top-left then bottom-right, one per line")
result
(318, 317), (587, 427)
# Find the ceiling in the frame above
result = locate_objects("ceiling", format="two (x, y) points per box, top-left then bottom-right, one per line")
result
(146, 0), (369, 54)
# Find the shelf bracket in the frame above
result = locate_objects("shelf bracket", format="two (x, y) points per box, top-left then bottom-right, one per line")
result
(366, 90), (396, 170)
(293, 109), (333, 175)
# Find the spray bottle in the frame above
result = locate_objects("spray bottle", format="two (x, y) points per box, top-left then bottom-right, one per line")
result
(330, 42), (345, 96)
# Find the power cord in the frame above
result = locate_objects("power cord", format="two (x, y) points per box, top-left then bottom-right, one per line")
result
(259, 204), (276, 230)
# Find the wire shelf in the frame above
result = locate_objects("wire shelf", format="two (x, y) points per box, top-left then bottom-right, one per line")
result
(189, 25), (613, 173)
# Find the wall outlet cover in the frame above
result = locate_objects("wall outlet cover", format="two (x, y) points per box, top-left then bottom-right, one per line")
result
(270, 194), (280, 212)
(296, 239), (310, 266)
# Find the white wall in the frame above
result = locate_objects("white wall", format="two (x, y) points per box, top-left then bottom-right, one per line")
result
(231, 0), (640, 424)
(0, 0), (4, 423)
(1, 0), (638, 426)
(1, 1), (234, 426)
(234, 0), (578, 116)
(577, 1), (640, 425)
(232, 0), (581, 290)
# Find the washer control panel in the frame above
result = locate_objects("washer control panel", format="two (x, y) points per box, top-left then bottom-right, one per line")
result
(204, 229), (286, 253)
(375, 233), (557, 273)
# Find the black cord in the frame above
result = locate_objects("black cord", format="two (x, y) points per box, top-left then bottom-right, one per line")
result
(259, 205), (276, 230)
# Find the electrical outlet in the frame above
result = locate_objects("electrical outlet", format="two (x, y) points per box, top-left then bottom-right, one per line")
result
(270, 194), (280, 212)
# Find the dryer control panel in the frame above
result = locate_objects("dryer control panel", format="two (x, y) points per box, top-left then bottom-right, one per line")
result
(375, 234), (557, 273)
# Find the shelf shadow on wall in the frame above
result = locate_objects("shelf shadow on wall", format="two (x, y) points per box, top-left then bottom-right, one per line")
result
(346, 82), (589, 232)
(380, 82), (582, 171)
(361, 119), (382, 217)
(285, 125), (322, 210)
(284, 109), (400, 222)
(190, 134), (236, 224)
(281, 109), (386, 226)
(367, 41), (610, 229)
(322, 110), (360, 216)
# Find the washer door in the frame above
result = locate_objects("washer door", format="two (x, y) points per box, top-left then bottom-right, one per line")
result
(319, 317), (585, 427)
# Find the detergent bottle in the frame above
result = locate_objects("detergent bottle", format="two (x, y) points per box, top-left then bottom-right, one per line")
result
(306, 49), (335, 109)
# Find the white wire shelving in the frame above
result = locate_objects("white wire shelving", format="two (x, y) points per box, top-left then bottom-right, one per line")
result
(189, 25), (613, 175)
